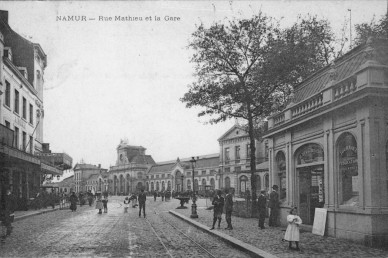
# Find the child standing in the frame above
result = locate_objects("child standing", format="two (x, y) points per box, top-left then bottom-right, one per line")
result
(284, 207), (302, 251)
(124, 197), (130, 213)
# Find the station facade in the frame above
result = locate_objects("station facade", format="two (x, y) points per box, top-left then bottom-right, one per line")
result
(264, 38), (388, 246)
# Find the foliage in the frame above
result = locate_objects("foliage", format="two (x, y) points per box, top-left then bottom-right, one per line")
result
(355, 14), (388, 45)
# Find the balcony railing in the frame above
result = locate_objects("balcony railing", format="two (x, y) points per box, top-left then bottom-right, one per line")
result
(291, 93), (323, 118)
(333, 77), (357, 100)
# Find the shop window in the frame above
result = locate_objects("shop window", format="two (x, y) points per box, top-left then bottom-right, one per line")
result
(276, 151), (287, 200)
(338, 132), (359, 206)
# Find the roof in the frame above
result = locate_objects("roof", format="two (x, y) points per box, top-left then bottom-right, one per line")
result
(74, 163), (102, 170)
(148, 163), (176, 173)
(130, 155), (155, 165)
(291, 39), (388, 104)
(148, 154), (220, 173)
(217, 124), (247, 142)
(87, 174), (99, 181)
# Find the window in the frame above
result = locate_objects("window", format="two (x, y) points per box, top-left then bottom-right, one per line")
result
(29, 104), (33, 124)
(235, 166), (241, 172)
(187, 179), (191, 190)
(5, 81), (10, 107)
(14, 89), (19, 114)
(338, 132), (359, 206)
(225, 167), (230, 173)
(265, 142), (269, 161)
(225, 147), (230, 164)
(14, 126), (19, 149)
(22, 97), (27, 119)
(22, 132), (26, 151)
(235, 146), (241, 163)
(247, 144), (251, 158)
(5, 120), (10, 128)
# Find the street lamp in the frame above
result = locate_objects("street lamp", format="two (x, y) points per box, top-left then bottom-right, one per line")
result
(190, 157), (198, 218)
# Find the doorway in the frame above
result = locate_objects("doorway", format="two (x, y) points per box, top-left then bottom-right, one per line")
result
(297, 165), (325, 225)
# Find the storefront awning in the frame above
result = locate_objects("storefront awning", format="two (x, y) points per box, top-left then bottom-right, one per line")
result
(0, 144), (40, 165)
(41, 162), (63, 176)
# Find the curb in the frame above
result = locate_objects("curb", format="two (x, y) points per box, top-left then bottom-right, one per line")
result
(14, 207), (61, 222)
(169, 210), (278, 258)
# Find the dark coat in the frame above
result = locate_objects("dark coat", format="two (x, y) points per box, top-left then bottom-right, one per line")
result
(138, 192), (147, 204)
(224, 193), (233, 212)
(269, 190), (279, 209)
(212, 195), (225, 213)
(257, 194), (267, 211)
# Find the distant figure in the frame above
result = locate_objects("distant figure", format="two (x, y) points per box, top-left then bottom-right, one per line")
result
(102, 196), (108, 213)
(138, 189), (147, 218)
(95, 195), (103, 214)
(269, 185), (280, 227)
(284, 207), (302, 251)
(123, 197), (130, 213)
(153, 191), (157, 202)
(210, 190), (224, 230)
(69, 192), (78, 212)
(161, 191), (165, 201)
(131, 193), (138, 208)
(224, 189), (233, 230)
(257, 190), (267, 229)
(1, 189), (16, 243)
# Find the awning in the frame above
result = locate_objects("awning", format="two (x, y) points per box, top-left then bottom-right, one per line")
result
(0, 145), (40, 165)
(41, 162), (62, 176)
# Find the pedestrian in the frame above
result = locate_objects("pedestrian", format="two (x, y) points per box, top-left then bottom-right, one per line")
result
(257, 190), (267, 229)
(161, 191), (165, 201)
(269, 185), (280, 227)
(102, 195), (108, 213)
(224, 188), (233, 230)
(153, 191), (157, 202)
(284, 207), (302, 251)
(1, 189), (16, 243)
(123, 197), (130, 213)
(69, 192), (78, 212)
(131, 193), (138, 208)
(210, 190), (224, 230)
(96, 195), (103, 214)
(138, 189), (147, 218)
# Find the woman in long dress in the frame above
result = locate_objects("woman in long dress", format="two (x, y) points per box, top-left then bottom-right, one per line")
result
(284, 207), (302, 251)
(69, 192), (78, 212)
(95, 195), (103, 214)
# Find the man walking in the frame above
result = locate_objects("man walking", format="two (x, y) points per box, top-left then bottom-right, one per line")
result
(210, 190), (224, 230)
(224, 189), (233, 230)
(257, 190), (267, 229)
(138, 189), (147, 218)
(269, 185), (280, 227)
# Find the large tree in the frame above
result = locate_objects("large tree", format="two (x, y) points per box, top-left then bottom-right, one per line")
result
(354, 14), (388, 45)
(181, 12), (341, 211)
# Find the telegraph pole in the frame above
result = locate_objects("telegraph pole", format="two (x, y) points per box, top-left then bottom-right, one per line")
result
(348, 9), (352, 48)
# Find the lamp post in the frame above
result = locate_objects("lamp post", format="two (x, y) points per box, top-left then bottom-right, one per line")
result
(190, 157), (198, 218)
(181, 174), (184, 192)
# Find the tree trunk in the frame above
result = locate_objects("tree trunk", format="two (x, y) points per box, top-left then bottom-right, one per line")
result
(247, 105), (257, 217)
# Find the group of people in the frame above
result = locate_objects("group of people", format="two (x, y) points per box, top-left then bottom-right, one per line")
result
(210, 188), (234, 230)
(258, 185), (302, 251)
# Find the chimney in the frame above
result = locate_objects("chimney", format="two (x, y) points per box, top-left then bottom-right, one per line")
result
(98, 164), (101, 168)
(0, 10), (9, 24)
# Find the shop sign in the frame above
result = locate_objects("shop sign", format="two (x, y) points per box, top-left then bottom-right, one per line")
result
(318, 176), (324, 202)
(339, 141), (358, 176)
(297, 144), (324, 165)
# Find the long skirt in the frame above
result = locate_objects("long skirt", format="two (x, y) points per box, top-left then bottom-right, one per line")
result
(284, 224), (300, 241)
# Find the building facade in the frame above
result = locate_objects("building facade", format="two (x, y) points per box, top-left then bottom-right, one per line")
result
(264, 38), (388, 246)
(0, 10), (71, 208)
(73, 163), (107, 193)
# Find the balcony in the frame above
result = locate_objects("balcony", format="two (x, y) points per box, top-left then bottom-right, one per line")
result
(36, 152), (73, 170)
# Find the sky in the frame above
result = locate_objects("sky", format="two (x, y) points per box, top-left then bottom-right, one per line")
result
(1, 1), (386, 174)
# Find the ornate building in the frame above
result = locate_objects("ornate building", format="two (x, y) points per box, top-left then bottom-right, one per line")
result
(264, 38), (388, 246)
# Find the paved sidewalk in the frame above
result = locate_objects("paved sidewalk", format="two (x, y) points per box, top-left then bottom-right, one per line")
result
(171, 198), (388, 258)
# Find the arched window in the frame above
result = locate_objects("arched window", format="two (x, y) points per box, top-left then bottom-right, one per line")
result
(167, 181), (171, 190)
(146, 182), (149, 191)
(162, 181), (165, 191)
(225, 177), (231, 189)
(156, 181), (160, 191)
(240, 175), (248, 193)
(276, 151), (287, 200)
(297, 144), (324, 165)
(151, 182), (154, 192)
(256, 175), (261, 191)
(194, 179), (198, 191)
(210, 178), (215, 190)
(202, 179), (206, 191)
(187, 179), (191, 190)
(338, 132), (358, 205)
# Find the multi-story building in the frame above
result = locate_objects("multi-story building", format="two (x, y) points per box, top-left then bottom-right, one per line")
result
(264, 38), (388, 246)
(218, 124), (269, 196)
(73, 163), (107, 193)
(0, 10), (72, 207)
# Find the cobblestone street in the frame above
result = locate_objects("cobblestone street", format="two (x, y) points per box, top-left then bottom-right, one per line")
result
(0, 197), (250, 257)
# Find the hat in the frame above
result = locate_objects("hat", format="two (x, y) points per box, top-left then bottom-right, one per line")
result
(272, 185), (279, 190)
(260, 190), (266, 194)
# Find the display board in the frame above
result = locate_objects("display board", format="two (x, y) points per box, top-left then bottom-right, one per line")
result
(312, 208), (327, 236)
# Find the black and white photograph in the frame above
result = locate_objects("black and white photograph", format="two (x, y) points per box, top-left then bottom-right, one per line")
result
(0, 1), (387, 257)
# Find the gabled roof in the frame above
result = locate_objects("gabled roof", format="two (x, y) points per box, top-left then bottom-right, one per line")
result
(73, 163), (101, 170)
(87, 174), (99, 181)
(217, 124), (247, 142)
(130, 155), (155, 165)
(148, 163), (176, 173)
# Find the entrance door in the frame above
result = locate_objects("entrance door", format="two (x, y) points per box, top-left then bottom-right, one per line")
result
(298, 165), (324, 225)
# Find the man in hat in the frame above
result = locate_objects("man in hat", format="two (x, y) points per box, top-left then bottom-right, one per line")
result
(269, 185), (280, 227)
(210, 190), (224, 230)
(257, 190), (267, 229)
(224, 188), (234, 230)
